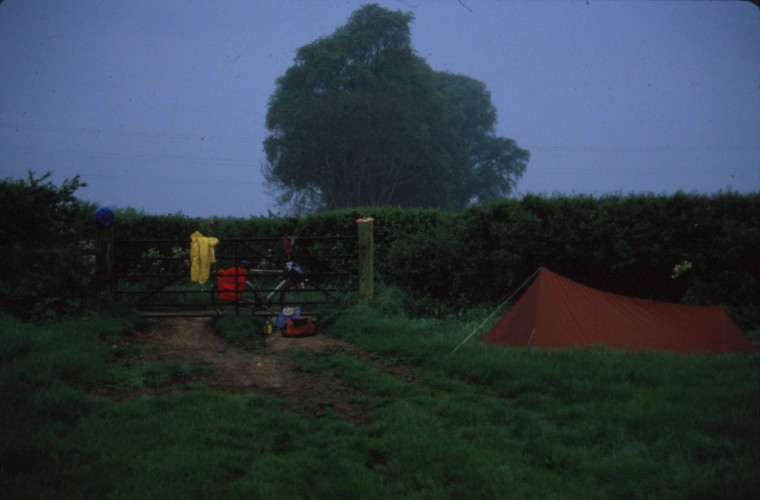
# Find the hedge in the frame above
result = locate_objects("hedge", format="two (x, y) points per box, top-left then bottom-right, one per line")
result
(103, 192), (758, 328)
(4, 181), (755, 328)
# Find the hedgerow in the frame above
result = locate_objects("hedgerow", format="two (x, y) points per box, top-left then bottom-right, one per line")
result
(1, 172), (756, 329)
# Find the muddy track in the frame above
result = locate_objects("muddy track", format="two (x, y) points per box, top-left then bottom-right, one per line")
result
(103, 317), (377, 424)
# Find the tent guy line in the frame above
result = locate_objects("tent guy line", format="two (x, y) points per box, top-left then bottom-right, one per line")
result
(450, 266), (542, 354)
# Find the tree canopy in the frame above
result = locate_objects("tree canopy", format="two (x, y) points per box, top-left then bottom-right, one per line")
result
(263, 4), (529, 213)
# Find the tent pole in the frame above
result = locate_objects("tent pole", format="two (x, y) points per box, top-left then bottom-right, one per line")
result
(449, 267), (542, 354)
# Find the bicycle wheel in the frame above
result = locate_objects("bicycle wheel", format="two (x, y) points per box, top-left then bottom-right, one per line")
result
(279, 279), (329, 313)
(209, 283), (222, 315)
(210, 283), (226, 315)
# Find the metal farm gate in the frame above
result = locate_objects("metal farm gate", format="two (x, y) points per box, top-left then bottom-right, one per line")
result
(95, 219), (374, 316)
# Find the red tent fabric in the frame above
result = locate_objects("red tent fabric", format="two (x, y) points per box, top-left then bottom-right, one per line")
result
(481, 268), (756, 354)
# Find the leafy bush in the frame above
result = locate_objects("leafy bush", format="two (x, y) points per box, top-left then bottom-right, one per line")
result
(0, 172), (95, 319)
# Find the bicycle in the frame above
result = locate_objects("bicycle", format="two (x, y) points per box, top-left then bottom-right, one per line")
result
(210, 258), (329, 316)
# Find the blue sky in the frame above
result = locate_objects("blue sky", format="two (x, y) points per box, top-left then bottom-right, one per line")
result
(1, 0), (758, 217)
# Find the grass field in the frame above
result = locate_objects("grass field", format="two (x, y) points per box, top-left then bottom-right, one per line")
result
(1, 293), (758, 499)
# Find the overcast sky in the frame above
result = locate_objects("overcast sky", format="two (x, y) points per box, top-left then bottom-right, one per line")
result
(1, 0), (758, 217)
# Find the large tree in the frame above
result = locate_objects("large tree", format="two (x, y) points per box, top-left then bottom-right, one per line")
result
(263, 4), (528, 213)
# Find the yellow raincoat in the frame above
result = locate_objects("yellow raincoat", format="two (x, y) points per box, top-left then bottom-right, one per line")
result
(190, 231), (219, 284)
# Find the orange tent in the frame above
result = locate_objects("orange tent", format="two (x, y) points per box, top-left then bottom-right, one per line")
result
(481, 268), (756, 354)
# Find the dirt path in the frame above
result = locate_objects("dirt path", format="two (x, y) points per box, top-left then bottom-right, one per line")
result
(108, 317), (371, 424)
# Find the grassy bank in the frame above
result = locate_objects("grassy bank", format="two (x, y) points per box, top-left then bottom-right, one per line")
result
(1, 301), (758, 499)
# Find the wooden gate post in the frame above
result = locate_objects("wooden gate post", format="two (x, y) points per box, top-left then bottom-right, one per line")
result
(95, 207), (116, 300)
(356, 217), (374, 302)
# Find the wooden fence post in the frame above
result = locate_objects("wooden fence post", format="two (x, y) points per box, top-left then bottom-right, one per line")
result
(356, 217), (374, 302)
(95, 207), (116, 300)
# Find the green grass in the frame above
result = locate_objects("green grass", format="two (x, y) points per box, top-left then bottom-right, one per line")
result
(1, 295), (758, 499)
(212, 314), (269, 350)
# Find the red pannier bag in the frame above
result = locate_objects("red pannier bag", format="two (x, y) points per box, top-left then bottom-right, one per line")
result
(217, 267), (246, 302)
(283, 318), (317, 337)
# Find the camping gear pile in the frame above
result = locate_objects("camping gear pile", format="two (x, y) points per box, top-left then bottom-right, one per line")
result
(264, 306), (317, 338)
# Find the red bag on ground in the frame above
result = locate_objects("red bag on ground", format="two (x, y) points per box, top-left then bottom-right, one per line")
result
(283, 318), (317, 337)
(217, 267), (246, 302)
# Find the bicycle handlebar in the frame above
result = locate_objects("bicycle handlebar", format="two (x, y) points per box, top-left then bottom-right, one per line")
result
(236, 259), (302, 277)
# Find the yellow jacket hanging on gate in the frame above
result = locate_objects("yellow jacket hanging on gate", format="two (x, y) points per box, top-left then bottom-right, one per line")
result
(190, 231), (219, 284)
